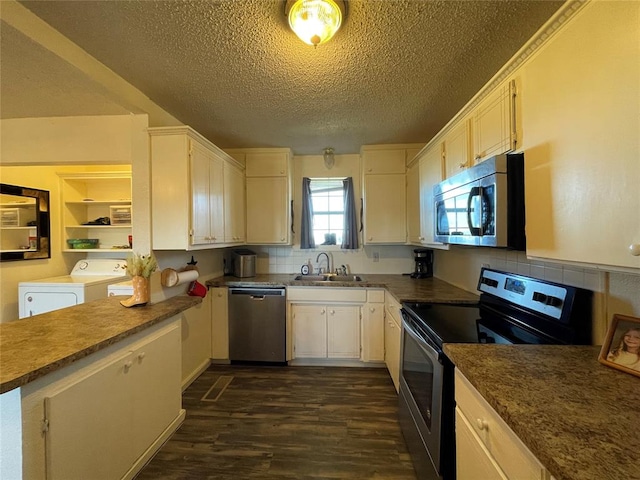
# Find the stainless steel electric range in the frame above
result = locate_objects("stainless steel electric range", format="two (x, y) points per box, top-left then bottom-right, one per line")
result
(398, 267), (592, 480)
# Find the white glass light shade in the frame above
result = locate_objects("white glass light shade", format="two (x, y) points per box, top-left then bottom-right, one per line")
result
(323, 148), (335, 169)
(288, 0), (343, 46)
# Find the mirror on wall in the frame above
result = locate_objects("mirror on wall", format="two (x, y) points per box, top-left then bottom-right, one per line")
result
(0, 183), (51, 261)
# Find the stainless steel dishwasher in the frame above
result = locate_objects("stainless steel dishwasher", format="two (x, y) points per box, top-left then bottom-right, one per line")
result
(228, 287), (286, 364)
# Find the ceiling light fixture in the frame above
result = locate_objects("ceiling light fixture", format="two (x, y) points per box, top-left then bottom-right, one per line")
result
(323, 147), (335, 169)
(285, 0), (347, 46)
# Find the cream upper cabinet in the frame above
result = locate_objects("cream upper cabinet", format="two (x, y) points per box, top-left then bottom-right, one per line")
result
(361, 144), (424, 245)
(150, 126), (244, 250)
(190, 142), (224, 245)
(239, 148), (292, 245)
(418, 144), (449, 248)
(472, 80), (516, 164)
(520, 1), (639, 270)
(223, 161), (245, 244)
(443, 117), (472, 179)
(406, 160), (421, 245)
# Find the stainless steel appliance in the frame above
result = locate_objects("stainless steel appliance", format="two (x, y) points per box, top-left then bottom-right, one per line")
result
(411, 248), (433, 279)
(228, 287), (286, 363)
(232, 249), (256, 278)
(434, 154), (525, 249)
(398, 268), (592, 480)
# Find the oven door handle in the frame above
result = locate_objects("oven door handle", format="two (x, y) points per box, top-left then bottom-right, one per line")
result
(402, 317), (442, 365)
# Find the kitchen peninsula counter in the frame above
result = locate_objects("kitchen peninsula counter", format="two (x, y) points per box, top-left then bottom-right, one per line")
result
(0, 295), (201, 394)
(444, 344), (640, 480)
(206, 273), (480, 304)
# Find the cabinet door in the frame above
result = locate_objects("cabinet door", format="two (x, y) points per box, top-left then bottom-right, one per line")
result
(44, 351), (135, 480)
(130, 323), (182, 456)
(224, 162), (246, 243)
(245, 152), (288, 176)
(327, 306), (361, 359)
(190, 143), (213, 245)
(406, 161), (421, 244)
(292, 305), (327, 358)
(209, 154), (225, 243)
(364, 174), (406, 244)
(419, 145), (448, 247)
(246, 177), (289, 244)
(362, 303), (385, 362)
(443, 119), (472, 179)
(384, 313), (401, 392)
(362, 149), (406, 174)
(181, 299), (212, 388)
(455, 408), (507, 480)
(211, 287), (229, 360)
(473, 81), (514, 163)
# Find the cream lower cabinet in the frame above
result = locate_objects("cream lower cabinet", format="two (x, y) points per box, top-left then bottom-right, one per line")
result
(455, 370), (549, 480)
(384, 292), (402, 392)
(22, 318), (183, 480)
(287, 288), (367, 361)
(291, 304), (360, 359)
(362, 289), (385, 362)
(181, 297), (212, 390)
(210, 286), (229, 361)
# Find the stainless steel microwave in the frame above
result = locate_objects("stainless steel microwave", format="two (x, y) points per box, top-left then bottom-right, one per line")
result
(433, 153), (525, 249)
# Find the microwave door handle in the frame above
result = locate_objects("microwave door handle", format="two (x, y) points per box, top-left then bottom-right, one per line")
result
(467, 186), (482, 236)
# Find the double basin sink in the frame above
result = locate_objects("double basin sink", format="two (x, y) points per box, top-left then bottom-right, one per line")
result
(293, 274), (364, 283)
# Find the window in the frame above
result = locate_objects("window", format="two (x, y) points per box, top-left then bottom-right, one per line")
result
(309, 178), (345, 246)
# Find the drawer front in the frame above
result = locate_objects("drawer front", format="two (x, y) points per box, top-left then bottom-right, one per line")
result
(287, 287), (367, 303)
(367, 289), (385, 303)
(385, 293), (402, 327)
(455, 370), (545, 480)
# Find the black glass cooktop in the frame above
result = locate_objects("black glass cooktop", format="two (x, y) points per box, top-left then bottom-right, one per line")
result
(402, 302), (481, 348)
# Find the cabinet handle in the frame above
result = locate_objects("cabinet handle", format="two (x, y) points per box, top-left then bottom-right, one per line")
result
(476, 418), (489, 431)
(137, 352), (146, 362)
(629, 243), (640, 256)
(218, 292), (223, 297)
(458, 162), (466, 169)
(320, 309), (326, 315)
(475, 154), (482, 160)
(369, 307), (375, 313)
(330, 309), (335, 315)
(124, 360), (133, 372)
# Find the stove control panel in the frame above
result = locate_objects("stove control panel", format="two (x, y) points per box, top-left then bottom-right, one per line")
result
(478, 268), (568, 320)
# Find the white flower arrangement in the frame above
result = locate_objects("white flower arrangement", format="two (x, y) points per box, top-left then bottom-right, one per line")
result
(125, 252), (158, 279)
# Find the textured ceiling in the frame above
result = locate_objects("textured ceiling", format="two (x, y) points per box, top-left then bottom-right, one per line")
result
(4, 0), (564, 154)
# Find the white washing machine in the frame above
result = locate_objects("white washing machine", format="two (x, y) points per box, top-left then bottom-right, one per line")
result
(107, 280), (133, 297)
(18, 259), (127, 319)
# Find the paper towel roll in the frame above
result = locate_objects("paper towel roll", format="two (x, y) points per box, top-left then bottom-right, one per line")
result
(161, 268), (199, 287)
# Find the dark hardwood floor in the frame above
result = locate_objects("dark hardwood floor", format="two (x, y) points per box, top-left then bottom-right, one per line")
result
(136, 365), (418, 480)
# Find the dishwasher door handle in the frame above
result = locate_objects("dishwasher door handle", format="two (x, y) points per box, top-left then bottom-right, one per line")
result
(250, 295), (265, 301)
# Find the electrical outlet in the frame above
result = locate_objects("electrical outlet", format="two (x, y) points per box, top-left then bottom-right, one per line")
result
(373, 251), (380, 262)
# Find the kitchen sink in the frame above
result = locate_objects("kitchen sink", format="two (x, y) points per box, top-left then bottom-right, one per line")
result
(292, 274), (364, 282)
(328, 275), (364, 282)
(293, 275), (329, 281)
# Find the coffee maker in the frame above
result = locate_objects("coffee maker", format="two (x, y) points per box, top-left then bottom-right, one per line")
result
(411, 249), (433, 278)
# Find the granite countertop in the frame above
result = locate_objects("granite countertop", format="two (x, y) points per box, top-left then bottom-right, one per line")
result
(444, 344), (640, 480)
(0, 295), (201, 394)
(206, 273), (480, 305)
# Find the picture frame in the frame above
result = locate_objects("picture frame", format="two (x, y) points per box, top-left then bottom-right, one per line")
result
(598, 314), (640, 378)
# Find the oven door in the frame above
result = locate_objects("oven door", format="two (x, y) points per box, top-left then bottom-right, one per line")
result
(399, 312), (444, 479)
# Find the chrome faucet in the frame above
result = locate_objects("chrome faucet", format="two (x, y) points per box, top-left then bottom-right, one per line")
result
(316, 252), (331, 275)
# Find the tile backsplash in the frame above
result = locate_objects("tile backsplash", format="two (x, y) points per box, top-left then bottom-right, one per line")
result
(247, 245), (415, 276)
